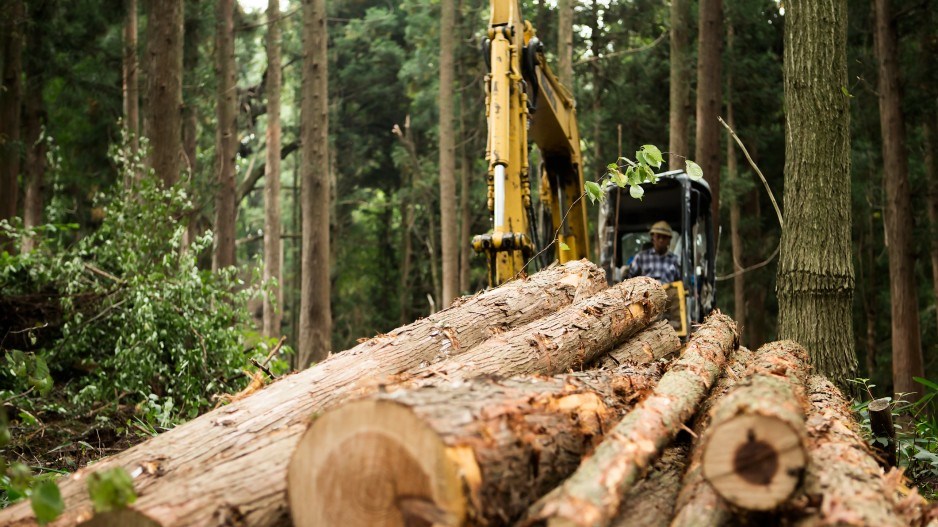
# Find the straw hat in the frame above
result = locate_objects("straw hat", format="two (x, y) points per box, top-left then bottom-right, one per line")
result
(649, 221), (672, 237)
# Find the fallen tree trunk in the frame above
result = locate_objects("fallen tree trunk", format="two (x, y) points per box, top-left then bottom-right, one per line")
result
(407, 276), (667, 382)
(670, 346), (754, 527)
(0, 261), (606, 527)
(522, 312), (738, 527)
(701, 340), (810, 511)
(288, 364), (666, 527)
(789, 375), (914, 527)
(599, 320), (681, 369)
(610, 445), (689, 527)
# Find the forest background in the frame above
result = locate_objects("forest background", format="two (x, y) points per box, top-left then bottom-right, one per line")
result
(2, 0), (938, 510)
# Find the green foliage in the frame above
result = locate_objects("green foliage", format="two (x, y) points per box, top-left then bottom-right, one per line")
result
(588, 145), (700, 205)
(87, 467), (136, 513)
(30, 481), (64, 525)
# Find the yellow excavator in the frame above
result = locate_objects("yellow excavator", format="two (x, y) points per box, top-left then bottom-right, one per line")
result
(473, 0), (717, 337)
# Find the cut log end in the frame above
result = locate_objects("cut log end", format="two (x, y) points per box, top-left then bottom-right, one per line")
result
(702, 414), (806, 510)
(287, 400), (466, 527)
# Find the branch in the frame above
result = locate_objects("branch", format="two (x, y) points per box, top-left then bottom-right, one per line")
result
(237, 141), (300, 203)
(573, 32), (666, 67)
(718, 116), (784, 228)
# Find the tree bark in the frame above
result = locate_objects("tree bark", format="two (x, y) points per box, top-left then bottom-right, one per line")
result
(20, 70), (44, 254)
(0, 262), (606, 527)
(212, 0), (238, 271)
(874, 0), (923, 399)
(407, 276), (666, 382)
(143, 0), (183, 186)
(0, 0), (23, 251)
(867, 398), (897, 469)
(610, 445), (689, 527)
(458, 91), (472, 295)
(671, 346), (754, 527)
(289, 364), (665, 527)
(668, 0), (690, 170)
(557, 0), (574, 89)
(926, 114), (938, 341)
(298, 0), (332, 368)
(263, 0), (283, 338)
(777, 0), (856, 383)
(598, 320), (680, 369)
(694, 0), (722, 225)
(439, 0), (458, 308)
(522, 312), (738, 527)
(701, 341), (810, 511)
(726, 22), (746, 343)
(791, 376), (911, 527)
(123, 0), (140, 164)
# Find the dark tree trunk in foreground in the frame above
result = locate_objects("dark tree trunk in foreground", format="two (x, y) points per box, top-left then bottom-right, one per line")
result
(212, 0), (237, 270)
(143, 0), (183, 186)
(777, 0), (856, 382)
(668, 0), (691, 170)
(0, 263), (605, 527)
(523, 313), (738, 527)
(289, 365), (664, 526)
(874, 0), (923, 399)
(439, 0), (458, 308)
(298, 0), (332, 368)
(695, 0), (722, 225)
(263, 0), (283, 338)
(0, 0), (24, 251)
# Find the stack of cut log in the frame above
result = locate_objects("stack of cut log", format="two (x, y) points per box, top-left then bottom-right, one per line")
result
(0, 261), (930, 527)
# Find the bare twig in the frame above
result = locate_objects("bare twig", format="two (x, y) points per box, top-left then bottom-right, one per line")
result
(718, 116), (784, 228)
(574, 32), (666, 67)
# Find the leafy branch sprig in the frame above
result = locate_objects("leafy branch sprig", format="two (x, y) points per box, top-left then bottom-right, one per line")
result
(583, 144), (703, 204)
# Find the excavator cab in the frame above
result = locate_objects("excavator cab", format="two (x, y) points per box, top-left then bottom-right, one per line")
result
(598, 170), (716, 337)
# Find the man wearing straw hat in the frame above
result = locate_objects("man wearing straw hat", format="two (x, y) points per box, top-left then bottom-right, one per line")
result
(627, 220), (681, 285)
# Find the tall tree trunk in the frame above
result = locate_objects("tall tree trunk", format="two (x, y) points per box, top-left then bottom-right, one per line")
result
(298, 0), (331, 368)
(263, 0), (283, 338)
(0, 0), (23, 252)
(695, 0), (722, 226)
(726, 23), (745, 344)
(926, 114), (938, 340)
(181, 9), (202, 250)
(143, 0), (183, 186)
(874, 0), (923, 399)
(439, 0), (458, 308)
(213, 0), (238, 271)
(864, 161), (878, 378)
(20, 13), (45, 255)
(778, 0), (856, 381)
(557, 0), (574, 89)
(458, 96), (471, 295)
(123, 0), (139, 165)
(668, 0), (691, 170)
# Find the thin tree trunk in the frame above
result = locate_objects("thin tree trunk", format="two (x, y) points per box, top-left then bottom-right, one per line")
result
(695, 0), (722, 225)
(439, 0), (458, 308)
(777, 0), (856, 382)
(0, 0), (23, 251)
(926, 114), (938, 339)
(668, 0), (690, 170)
(726, 23), (746, 343)
(557, 0), (574, 89)
(20, 72), (44, 254)
(181, 9), (202, 250)
(458, 83), (471, 295)
(213, 0), (238, 271)
(873, 0), (923, 398)
(143, 0), (183, 186)
(263, 0), (283, 338)
(123, 0), (139, 167)
(392, 120), (418, 323)
(298, 0), (332, 368)
(865, 161), (878, 377)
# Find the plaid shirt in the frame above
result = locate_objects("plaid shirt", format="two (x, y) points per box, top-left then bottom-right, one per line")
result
(627, 249), (681, 284)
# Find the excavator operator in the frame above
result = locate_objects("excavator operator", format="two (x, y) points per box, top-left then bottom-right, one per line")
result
(626, 221), (681, 284)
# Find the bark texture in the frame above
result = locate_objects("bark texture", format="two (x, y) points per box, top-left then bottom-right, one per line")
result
(407, 276), (666, 382)
(671, 346), (754, 527)
(20, 1), (46, 254)
(298, 0), (332, 367)
(557, 0), (574, 89)
(700, 341), (810, 511)
(598, 320), (681, 369)
(694, 0), (722, 224)
(289, 365), (665, 527)
(791, 376), (911, 527)
(523, 312), (738, 527)
(926, 114), (938, 341)
(143, 0), (183, 186)
(0, 262), (605, 527)
(611, 445), (689, 527)
(439, 0), (458, 307)
(263, 0), (283, 338)
(668, 0), (691, 170)
(874, 0), (924, 399)
(123, 0), (140, 160)
(212, 0), (238, 271)
(0, 0), (23, 248)
(867, 398), (896, 469)
(777, 0), (856, 382)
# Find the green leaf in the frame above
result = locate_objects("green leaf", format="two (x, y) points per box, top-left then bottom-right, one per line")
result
(609, 169), (627, 187)
(31, 481), (64, 525)
(584, 181), (604, 203)
(88, 467), (137, 513)
(841, 86), (854, 98)
(28, 356), (53, 396)
(606, 162), (618, 171)
(914, 377), (938, 392)
(686, 160), (703, 180)
(639, 164), (654, 183)
(640, 145), (663, 168)
(629, 184), (645, 200)
(559, 242), (571, 251)
(626, 166), (641, 186)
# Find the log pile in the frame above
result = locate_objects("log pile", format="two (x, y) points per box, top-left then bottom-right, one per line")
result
(0, 260), (929, 527)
